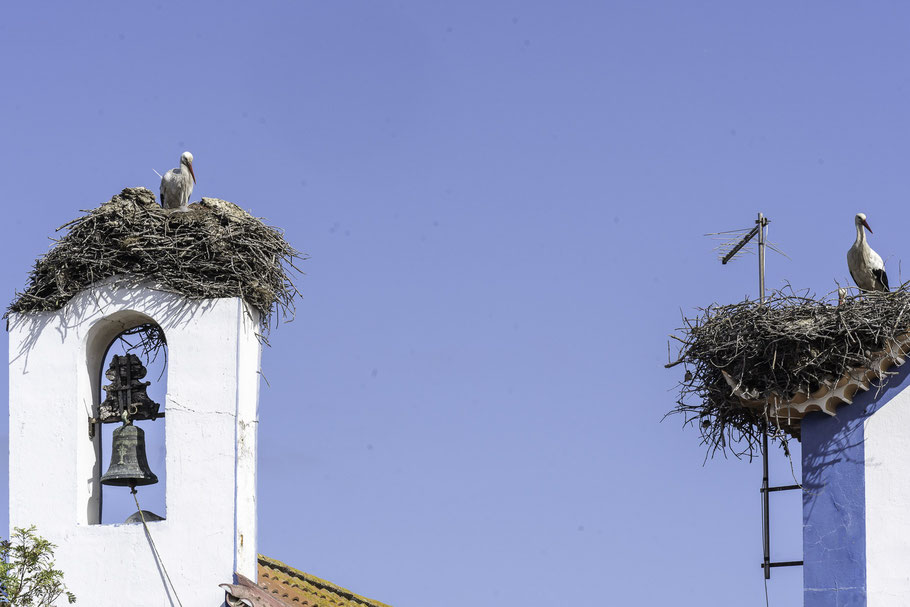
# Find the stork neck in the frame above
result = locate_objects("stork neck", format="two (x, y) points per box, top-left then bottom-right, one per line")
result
(856, 222), (866, 246)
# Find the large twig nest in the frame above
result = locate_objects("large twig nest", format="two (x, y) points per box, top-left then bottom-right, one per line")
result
(7, 187), (305, 332)
(667, 287), (910, 458)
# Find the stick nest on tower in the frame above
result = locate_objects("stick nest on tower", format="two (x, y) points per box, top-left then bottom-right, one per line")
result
(667, 287), (910, 459)
(7, 187), (305, 333)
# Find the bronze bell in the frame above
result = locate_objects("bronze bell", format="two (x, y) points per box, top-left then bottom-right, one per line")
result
(100, 423), (158, 488)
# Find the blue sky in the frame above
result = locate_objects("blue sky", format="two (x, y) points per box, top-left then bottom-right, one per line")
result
(4, 2), (910, 605)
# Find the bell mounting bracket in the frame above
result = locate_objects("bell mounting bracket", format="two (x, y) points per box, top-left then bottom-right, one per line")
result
(88, 354), (164, 439)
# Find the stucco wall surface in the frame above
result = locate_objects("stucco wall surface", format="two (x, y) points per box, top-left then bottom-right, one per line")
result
(8, 283), (260, 606)
(864, 381), (910, 606)
(801, 363), (910, 607)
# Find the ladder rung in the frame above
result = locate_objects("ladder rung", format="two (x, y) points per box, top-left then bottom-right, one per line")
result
(760, 561), (803, 568)
(760, 484), (801, 493)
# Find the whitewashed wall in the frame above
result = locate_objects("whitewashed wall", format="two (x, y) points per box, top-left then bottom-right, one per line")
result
(8, 282), (260, 606)
(865, 385), (910, 606)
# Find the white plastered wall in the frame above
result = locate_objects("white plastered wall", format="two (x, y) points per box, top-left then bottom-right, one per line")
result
(865, 386), (910, 606)
(8, 282), (260, 606)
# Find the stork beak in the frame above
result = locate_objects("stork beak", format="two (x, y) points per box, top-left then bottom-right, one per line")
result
(188, 163), (196, 184)
(863, 218), (873, 234)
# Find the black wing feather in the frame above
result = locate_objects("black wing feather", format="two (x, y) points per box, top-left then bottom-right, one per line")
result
(873, 268), (890, 292)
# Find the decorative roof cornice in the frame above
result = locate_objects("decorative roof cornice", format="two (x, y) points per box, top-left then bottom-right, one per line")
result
(722, 333), (910, 436)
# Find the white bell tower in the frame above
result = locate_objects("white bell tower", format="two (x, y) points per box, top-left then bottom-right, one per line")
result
(8, 281), (261, 605)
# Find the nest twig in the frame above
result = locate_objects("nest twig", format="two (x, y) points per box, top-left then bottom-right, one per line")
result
(6, 187), (305, 334)
(117, 322), (167, 365)
(666, 285), (910, 459)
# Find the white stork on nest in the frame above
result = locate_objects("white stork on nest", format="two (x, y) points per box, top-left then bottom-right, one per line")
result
(848, 212), (889, 292)
(160, 151), (196, 210)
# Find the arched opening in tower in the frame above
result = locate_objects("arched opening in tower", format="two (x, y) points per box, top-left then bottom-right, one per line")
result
(93, 320), (168, 525)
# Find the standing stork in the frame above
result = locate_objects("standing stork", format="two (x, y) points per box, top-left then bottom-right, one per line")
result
(847, 212), (889, 292)
(160, 151), (196, 210)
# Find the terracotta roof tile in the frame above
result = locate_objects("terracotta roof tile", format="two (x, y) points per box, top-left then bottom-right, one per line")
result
(256, 554), (392, 607)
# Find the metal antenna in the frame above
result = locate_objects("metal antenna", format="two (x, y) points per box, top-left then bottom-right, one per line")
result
(720, 224), (760, 265)
(756, 213), (771, 581)
(758, 212), (766, 303)
(715, 211), (767, 295)
(712, 213), (801, 580)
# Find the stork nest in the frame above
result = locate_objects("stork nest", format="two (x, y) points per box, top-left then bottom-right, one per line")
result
(667, 287), (910, 459)
(7, 187), (305, 333)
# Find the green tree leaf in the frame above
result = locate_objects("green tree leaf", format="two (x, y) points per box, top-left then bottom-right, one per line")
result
(0, 526), (75, 606)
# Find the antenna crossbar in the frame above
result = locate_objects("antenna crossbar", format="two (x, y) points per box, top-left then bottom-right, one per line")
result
(721, 224), (760, 265)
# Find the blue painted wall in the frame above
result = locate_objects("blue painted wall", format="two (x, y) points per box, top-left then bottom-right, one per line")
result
(801, 363), (910, 607)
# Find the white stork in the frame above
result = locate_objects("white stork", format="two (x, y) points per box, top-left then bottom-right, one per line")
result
(847, 212), (889, 292)
(160, 151), (196, 210)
